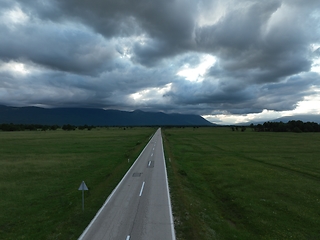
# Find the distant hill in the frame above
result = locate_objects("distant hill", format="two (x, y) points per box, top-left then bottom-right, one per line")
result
(237, 114), (320, 125)
(0, 105), (214, 126)
(270, 115), (320, 124)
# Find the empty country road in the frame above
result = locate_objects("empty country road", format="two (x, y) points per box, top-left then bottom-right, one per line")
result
(78, 128), (176, 240)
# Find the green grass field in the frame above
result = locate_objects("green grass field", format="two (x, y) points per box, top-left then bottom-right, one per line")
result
(2, 127), (320, 240)
(162, 127), (320, 240)
(0, 128), (155, 240)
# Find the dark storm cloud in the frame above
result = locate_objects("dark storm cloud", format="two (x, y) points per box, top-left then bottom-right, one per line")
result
(165, 70), (320, 115)
(14, 0), (197, 65)
(0, 0), (320, 120)
(0, 19), (116, 75)
(0, 55), (177, 108)
(195, 0), (314, 84)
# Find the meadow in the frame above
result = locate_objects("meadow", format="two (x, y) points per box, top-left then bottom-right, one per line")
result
(162, 127), (320, 240)
(0, 127), (155, 239)
(2, 126), (320, 240)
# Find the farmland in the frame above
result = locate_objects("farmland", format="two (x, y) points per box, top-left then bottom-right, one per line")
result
(163, 127), (320, 240)
(0, 128), (155, 239)
(1, 126), (320, 239)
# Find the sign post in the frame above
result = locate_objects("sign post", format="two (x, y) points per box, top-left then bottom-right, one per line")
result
(78, 181), (89, 211)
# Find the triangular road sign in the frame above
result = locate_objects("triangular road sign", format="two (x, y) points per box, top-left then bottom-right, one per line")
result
(78, 181), (89, 191)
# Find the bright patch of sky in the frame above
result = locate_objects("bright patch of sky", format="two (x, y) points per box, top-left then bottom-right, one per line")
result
(203, 109), (284, 125)
(311, 44), (320, 74)
(0, 61), (31, 75)
(2, 5), (29, 28)
(129, 83), (172, 104)
(204, 90), (320, 125)
(311, 59), (320, 74)
(177, 54), (216, 82)
(292, 87), (320, 115)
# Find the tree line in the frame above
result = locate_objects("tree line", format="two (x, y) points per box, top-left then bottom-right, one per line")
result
(0, 123), (96, 131)
(250, 120), (320, 132)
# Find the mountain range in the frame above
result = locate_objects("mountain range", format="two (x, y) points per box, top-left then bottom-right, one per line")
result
(270, 115), (320, 124)
(239, 114), (320, 125)
(0, 105), (214, 126)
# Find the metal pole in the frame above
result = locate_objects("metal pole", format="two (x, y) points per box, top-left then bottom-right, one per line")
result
(82, 189), (84, 211)
(79, 180), (88, 212)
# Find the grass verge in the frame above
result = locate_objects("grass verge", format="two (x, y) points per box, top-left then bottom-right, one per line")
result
(163, 127), (320, 240)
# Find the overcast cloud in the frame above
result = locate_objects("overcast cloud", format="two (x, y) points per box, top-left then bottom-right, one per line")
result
(0, 0), (320, 124)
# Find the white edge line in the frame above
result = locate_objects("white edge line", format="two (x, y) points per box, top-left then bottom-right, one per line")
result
(139, 181), (145, 197)
(160, 128), (176, 240)
(78, 130), (157, 240)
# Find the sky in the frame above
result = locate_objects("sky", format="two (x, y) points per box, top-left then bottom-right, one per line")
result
(0, 0), (320, 125)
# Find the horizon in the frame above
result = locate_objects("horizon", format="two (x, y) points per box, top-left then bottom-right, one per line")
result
(1, 104), (320, 126)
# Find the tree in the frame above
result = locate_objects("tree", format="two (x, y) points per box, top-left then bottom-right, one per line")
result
(62, 124), (76, 131)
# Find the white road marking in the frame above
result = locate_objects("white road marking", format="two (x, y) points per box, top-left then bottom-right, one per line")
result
(139, 182), (145, 197)
(151, 153), (153, 157)
(126, 235), (130, 240)
(148, 161), (151, 167)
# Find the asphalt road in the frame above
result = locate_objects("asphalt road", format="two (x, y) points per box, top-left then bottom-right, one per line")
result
(78, 128), (175, 240)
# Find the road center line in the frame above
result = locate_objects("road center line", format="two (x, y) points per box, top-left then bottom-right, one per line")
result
(148, 161), (151, 167)
(139, 181), (145, 197)
(151, 153), (153, 157)
(126, 235), (130, 240)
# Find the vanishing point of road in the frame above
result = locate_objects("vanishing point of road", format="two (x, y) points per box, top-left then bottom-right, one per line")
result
(78, 128), (176, 240)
